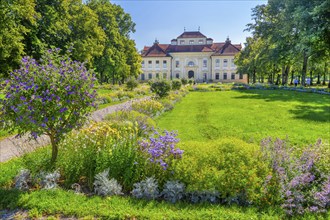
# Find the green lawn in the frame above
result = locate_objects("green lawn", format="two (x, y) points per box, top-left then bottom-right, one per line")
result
(156, 90), (330, 146)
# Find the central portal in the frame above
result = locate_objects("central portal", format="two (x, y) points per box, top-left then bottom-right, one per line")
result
(188, 70), (194, 79)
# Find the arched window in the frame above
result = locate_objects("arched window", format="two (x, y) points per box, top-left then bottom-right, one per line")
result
(176, 73), (180, 79)
(188, 61), (194, 67)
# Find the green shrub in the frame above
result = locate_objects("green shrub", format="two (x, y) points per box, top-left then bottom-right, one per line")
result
(131, 99), (164, 117)
(126, 78), (139, 91)
(159, 98), (174, 111)
(104, 110), (156, 137)
(172, 80), (182, 90)
(150, 80), (171, 98)
(181, 78), (188, 85)
(96, 94), (112, 104)
(173, 138), (269, 205)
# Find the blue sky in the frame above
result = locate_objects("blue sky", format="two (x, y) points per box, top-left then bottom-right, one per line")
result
(112, 0), (267, 51)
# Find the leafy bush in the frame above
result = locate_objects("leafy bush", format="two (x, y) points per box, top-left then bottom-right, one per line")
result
(0, 48), (97, 164)
(57, 122), (144, 190)
(161, 180), (185, 203)
(261, 138), (330, 216)
(126, 78), (139, 91)
(150, 80), (171, 98)
(131, 177), (159, 200)
(181, 78), (188, 85)
(171, 80), (182, 90)
(131, 99), (164, 117)
(159, 98), (174, 111)
(173, 138), (269, 205)
(104, 110), (156, 137)
(93, 169), (123, 196)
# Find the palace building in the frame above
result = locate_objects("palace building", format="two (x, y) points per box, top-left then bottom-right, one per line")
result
(140, 30), (247, 83)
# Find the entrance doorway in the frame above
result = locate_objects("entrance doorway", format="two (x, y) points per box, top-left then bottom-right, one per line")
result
(188, 70), (194, 79)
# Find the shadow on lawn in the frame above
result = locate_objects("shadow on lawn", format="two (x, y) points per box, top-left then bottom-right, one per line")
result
(233, 89), (330, 123)
(0, 189), (24, 209)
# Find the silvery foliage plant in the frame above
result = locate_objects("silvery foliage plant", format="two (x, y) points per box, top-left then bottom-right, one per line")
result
(132, 177), (159, 200)
(93, 169), (123, 196)
(187, 191), (220, 204)
(40, 170), (60, 189)
(14, 169), (31, 190)
(161, 180), (185, 203)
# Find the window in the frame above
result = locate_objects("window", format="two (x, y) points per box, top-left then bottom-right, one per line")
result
(215, 73), (220, 80)
(189, 40), (194, 45)
(176, 73), (180, 79)
(175, 60), (180, 68)
(215, 59), (220, 67)
(203, 59), (207, 68)
(163, 60), (167, 68)
(231, 73), (235, 80)
(203, 73), (207, 80)
(148, 73), (152, 79)
(141, 61), (145, 68)
(188, 61), (194, 67)
(239, 73), (243, 79)
(199, 39), (203, 44)
(148, 60), (152, 68)
(180, 40), (185, 45)
(223, 59), (228, 67)
(156, 73), (160, 79)
(156, 60), (159, 68)
(231, 59), (235, 67)
(163, 73), (167, 79)
(223, 73), (227, 80)
(141, 73), (145, 80)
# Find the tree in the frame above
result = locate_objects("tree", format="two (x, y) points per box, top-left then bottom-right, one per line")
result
(0, 0), (38, 77)
(0, 49), (97, 164)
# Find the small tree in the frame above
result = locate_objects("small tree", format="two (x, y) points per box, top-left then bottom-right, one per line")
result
(150, 80), (171, 98)
(126, 78), (139, 91)
(0, 48), (97, 164)
(171, 80), (182, 90)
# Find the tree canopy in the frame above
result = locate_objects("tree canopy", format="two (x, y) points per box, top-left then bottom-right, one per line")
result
(236, 0), (330, 87)
(0, 0), (141, 83)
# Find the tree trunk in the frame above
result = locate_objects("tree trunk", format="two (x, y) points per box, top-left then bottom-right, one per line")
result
(112, 71), (115, 85)
(247, 72), (250, 84)
(301, 50), (308, 86)
(50, 134), (58, 165)
(253, 68), (256, 84)
(268, 73), (273, 84)
(281, 65), (285, 85)
(317, 72), (321, 85)
(310, 70), (313, 86)
(275, 74), (281, 85)
(290, 70), (294, 85)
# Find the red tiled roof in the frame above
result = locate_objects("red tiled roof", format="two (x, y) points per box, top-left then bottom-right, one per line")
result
(141, 42), (241, 57)
(177, 31), (207, 38)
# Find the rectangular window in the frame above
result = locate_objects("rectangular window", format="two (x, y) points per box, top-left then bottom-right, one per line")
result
(231, 59), (235, 67)
(175, 60), (180, 68)
(223, 73), (227, 80)
(231, 73), (235, 80)
(156, 60), (159, 68)
(203, 60), (207, 68)
(156, 73), (160, 79)
(148, 60), (152, 68)
(163, 73), (167, 79)
(141, 73), (145, 80)
(215, 73), (220, 80)
(180, 40), (185, 45)
(189, 40), (194, 45)
(199, 39), (203, 44)
(215, 59), (220, 67)
(141, 61), (145, 68)
(163, 60), (167, 68)
(148, 73), (152, 79)
(239, 73), (243, 79)
(223, 59), (228, 67)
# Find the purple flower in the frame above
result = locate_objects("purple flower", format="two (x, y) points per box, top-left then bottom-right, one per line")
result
(59, 107), (67, 113)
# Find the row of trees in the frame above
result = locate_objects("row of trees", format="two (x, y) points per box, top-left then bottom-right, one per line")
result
(0, 0), (141, 83)
(235, 0), (330, 87)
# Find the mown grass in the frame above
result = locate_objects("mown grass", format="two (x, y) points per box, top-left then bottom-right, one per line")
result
(156, 90), (330, 146)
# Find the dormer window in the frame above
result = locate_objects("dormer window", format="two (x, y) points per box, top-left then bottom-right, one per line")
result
(189, 40), (194, 45)
(188, 61), (195, 67)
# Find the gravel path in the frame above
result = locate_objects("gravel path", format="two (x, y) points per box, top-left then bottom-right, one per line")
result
(0, 97), (148, 163)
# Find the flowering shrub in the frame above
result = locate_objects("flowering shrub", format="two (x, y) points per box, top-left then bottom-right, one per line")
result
(139, 130), (183, 184)
(105, 110), (156, 137)
(261, 138), (330, 216)
(0, 48), (97, 163)
(131, 99), (164, 117)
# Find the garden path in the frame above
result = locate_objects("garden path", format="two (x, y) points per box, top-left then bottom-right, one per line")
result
(0, 97), (149, 163)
